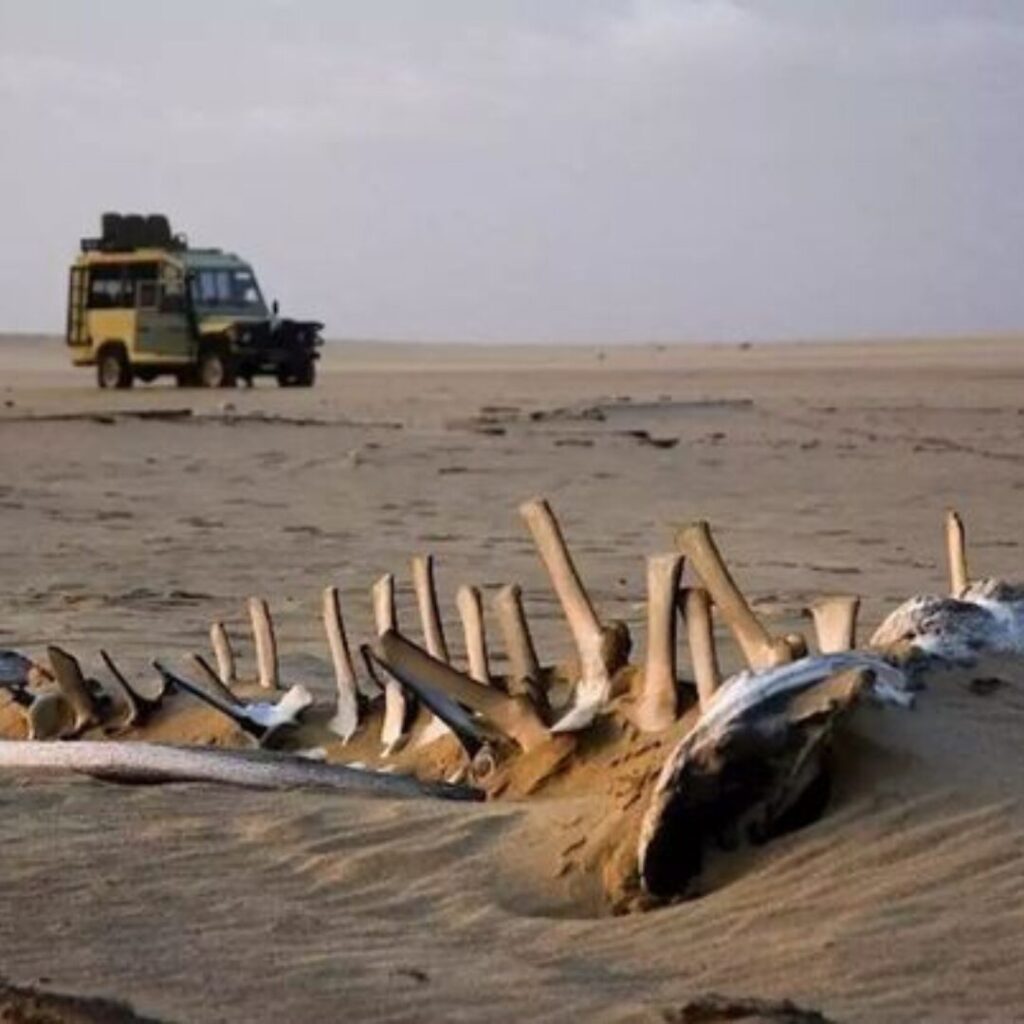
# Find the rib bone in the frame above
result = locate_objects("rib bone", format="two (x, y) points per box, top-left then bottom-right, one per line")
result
(373, 573), (407, 753)
(456, 585), (490, 684)
(519, 497), (610, 728)
(682, 587), (721, 710)
(322, 585), (360, 742)
(675, 521), (794, 670)
(807, 596), (860, 654)
(379, 630), (550, 752)
(493, 583), (541, 688)
(946, 509), (969, 597)
(46, 645), (102, 733)
(411, 554), (450, 662)
(632, 554), (684, 733)
(209, 621), (237, 687)
(247, 597), (279, 691)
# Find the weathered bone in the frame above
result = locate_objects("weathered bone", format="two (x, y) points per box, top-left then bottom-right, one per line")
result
(807, 596), (860, 654)
(322, 585), (360, 742)
(373, 573), (408, 753)
(26, 693), (77, 740)
(46, 645), (102, 733)
(411, 554), (450, 661)
(362, 645), (493, 759)
(519, 497), (610, 729)
(675, 521), (795, 670)
(209, 621), (237, 687)
(379, 630), (551, 753)
(154, 662), (313, 741)
(946, 509), (969, 597)
(98, 651), (144, 728)
(493, 583), (541, 688)
(247, 597), (279, 691)
(0, 739), (483, 800)
(632, 554), (684, 733)
(638, 655), (909, 898)
(682, 587), (721, 710)
(456, 585), (490, 684)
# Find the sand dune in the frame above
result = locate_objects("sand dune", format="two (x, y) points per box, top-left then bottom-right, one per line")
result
(1, 334), (1023, 1021)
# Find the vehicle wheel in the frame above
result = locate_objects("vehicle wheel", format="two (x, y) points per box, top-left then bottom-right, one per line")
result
(277, 359), (315, 387)
(198, 348), (236, 389)
(97, 346), (133, 389)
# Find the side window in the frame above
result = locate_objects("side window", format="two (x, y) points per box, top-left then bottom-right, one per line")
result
(87, 265), (125, 309)
(160, 265), (185, 314)
(126, 262), (158, 309)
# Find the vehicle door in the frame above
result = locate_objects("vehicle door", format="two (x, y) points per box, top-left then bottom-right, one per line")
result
(136, 261), (194, 360)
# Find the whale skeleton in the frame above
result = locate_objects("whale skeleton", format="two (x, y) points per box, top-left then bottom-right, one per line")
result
(0, 496), (923, 902)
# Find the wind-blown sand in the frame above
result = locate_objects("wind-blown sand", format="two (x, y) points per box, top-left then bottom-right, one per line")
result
(1, 334), (1023, 1022)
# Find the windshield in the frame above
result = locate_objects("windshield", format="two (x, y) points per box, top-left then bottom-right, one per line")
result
(189, 266), (267, 317)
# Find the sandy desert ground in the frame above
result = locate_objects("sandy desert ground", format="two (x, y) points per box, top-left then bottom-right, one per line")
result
(1, 334), (1024, 1022)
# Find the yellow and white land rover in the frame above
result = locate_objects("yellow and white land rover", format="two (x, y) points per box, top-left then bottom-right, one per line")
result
(67, 213), (323, 389)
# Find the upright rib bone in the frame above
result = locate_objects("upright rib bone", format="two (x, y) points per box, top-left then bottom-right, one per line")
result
(808, 596), (860, 654)
(209, 621), (237, 688)
(247, 597), (279, 691)
(676, 521), (793, 670)
(373, 573), (407, 753)
(493, 583), (541, 688)
(323, 585), (360, 742)
(633, 554), (684, 733)
(946, 509), (969, 597)
(456, 585), (490, 684)
(682, 587), (722, 711)
(519, 497), (611, 725)
(411, 554), (450, 662)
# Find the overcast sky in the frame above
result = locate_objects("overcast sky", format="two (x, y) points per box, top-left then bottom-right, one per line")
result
(1, 1), (1022, 342)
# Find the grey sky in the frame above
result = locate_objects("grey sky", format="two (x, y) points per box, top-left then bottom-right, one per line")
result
(1, 1), (1022, 342)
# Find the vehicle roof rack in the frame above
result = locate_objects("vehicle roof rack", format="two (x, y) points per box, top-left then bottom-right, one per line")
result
(80, 212), (187, 254)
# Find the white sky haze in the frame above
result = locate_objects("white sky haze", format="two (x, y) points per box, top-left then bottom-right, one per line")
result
(1, 1), (1022, 341)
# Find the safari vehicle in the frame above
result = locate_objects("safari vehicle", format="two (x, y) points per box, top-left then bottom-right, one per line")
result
(66, 213), (323, 388)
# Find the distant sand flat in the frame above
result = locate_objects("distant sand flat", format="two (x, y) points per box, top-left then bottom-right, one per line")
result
(1, 334), (1024, 1021)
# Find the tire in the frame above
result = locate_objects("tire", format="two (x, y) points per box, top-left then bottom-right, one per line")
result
(197, 347), (236, 389)
(96, 345), (133, 390)
(277, 359), (315, 388)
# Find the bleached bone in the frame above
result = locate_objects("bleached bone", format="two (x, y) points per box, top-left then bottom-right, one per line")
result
(1, 678), (76, 741)
(682, 587), (721, 711)
(247, 597), (279, 691)
(411, 554), (450, 661)
(322, 586), (360, 742)
(410, 554), (455, 746)
(209, 621), (237, 687)
(946, 509), (969, 597)
(807, 596), (860, 654)
(676, 521), (796, 670)
(456, 585), (490, 684)
(0, 739), (483, 800)
(632, 554), (684, 733)
(373, 573), (408, 753)
(493, 583), (541, 688)
(362, 645), (494, 759)
(46, 645), (103, 733)
(378, 630), (551, 752)
(519, 497), (610, 730)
